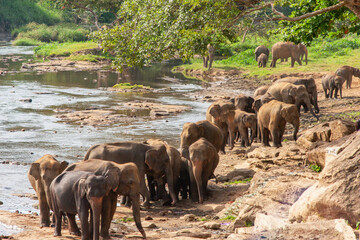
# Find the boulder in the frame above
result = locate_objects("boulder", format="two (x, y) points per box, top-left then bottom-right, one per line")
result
(329, 119), (355, 141)
(296, 123), (331, 149)
(229, 219), (355, 240)
(289, 131), (360, 227)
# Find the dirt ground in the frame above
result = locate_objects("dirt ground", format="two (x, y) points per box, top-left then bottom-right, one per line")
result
(3, 67), (360, 240)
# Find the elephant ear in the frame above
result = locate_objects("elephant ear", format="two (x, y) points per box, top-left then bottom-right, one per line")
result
(104, 168), (120, 192)
(59, 161), (69, 173)
(197, 125), (205, 137)
(288, 87), (297, 101)
(145, 149), (158, 170)
(29, 163), (41, 180)
(209, 104), (221, 118)
(78, 178), (87, 199)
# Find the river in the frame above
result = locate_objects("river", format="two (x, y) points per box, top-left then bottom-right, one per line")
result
(0, 41), (210, 221)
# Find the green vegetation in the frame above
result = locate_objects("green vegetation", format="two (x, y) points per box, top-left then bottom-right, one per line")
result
(220, 215), (236, 221)
(224, 178), (252, 185)
(34, 41), (98, 57)
(310, 164), (322, 173)
(12, 23), (89, 44)
(356, 221), (360, 230)
(12, 38), (43, 46)
(66, 54), (106, 62)
(114, 217), (134, 223)
(113, 83), (150, 89)
(245, 220), (254, 227)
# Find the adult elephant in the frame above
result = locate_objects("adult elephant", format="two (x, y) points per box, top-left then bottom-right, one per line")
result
(188, 138), (219, 204)
(266, 82), (319, 120)
(258, 100), (300, 147)
(65, 160), (145, 239)
(83, 141), (169, 208)
(233, 94), (254, 112)
(335, 65), (360, 89)
(50, 171), (111, 240)
(255, 45), (269, 61)
(298, 43), (308, 65)
(321, 73), (346, 99)
(233, 110), (257, 147)
(274, 77), (320, 113)
(203, 43), (215, 69)
(270, 42), (302, 68)
(253, 86), (270, 98)
(180, 120), (223, 160)
(206, 100), (236, 151)
(27, 154), (68, 227)
(144, 138), (182, 205)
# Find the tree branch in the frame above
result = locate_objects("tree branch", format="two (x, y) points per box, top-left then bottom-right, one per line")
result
(270, 1), (348, 21)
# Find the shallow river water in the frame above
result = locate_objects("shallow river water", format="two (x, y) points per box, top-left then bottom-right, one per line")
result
(0, 41), (210, 224)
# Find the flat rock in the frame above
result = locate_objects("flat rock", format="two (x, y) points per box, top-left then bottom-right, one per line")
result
(203, 222), (221, 230)
(217, 168), (255, 182)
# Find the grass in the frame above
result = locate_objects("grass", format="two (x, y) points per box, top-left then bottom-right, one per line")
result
(114, 217), (134, 223)
(224, 178), (252, 185)
(12, 37), (43, 46)
(67, 54), (106, 62)
(220, 215), (236, 221)
(34, 41), (98, 57)
(113, 83), (150, 89)
(175, 33), (360, 79)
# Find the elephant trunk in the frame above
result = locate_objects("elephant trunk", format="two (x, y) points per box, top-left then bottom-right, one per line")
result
(298, 97), (319, 121)
(165, 167), (177, 205)
(89, 197), (103, 240)
(227, 114), (236, 150)
(192, 160), (204, 204)
(293, 122), (299, 141)
(130, 192), (146, 239)
(311, 89), (320, 113)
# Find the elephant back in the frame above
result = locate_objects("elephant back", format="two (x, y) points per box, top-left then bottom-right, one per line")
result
(197, 120), (223, 152)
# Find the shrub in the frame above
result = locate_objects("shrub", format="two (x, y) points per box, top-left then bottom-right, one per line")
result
(12, 38), (43, 46)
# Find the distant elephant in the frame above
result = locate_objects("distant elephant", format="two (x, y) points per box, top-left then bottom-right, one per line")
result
(335, 65), (360, 89)
(83, 141), (169, 208)
(233, 94), (254, 112)
(258, 100), (300, 147)
(27, 154), (68, 227)
(298, 43), (308, 65)
(188, 138), (219, 203)
(180, 120), (223, 160)
(233, 110), (257, 147)
(321, 73), (346, 99)
(274, 77), (319, 113)
(270, 42), (302, 68)
(257, 53), (268, 68)
(65, 160), (146, 239)
(206, 100), (236, 150)
(144, 138), (182, 205)
(255, 45), (269, 61)
(253, 85), (270, 98)
(50, 171), (111, 240)
(202, 44), (215, 69)
(267, 82), (319, 120)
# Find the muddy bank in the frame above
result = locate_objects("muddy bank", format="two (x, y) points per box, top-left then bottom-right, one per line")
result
(20, 59), (111, 72)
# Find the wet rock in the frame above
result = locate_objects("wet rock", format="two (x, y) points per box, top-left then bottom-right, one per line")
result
(290, 132), (360, 227)
(203, 222), (221, 230)
(181, 214), (197, 222)
(329, 119), (355, 141)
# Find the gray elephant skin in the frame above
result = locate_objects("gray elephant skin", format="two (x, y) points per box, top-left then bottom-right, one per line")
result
(258, 100), (300, 147)
(274, 77), (320, 113)
(83, 141), (169, 209)
(65, 159), (146, 239)
(50, 171), (111, 240)
(321, 73), (346, 99)
(180, 120), (223, 160)
(255, 45), (269, 61)
(188, 138), (219, 203)
(267, 82), (318, 120)
(257, 53), (268, 68)
(298, 43), (308, 65)
(270, 42), (302, 68)
(335, 65), (360, 89)
(27, 154), (68, 227)
(233, 110), (257, 147)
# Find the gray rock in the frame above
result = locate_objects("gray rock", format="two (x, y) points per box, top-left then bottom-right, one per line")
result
(203, 222), (221, 230)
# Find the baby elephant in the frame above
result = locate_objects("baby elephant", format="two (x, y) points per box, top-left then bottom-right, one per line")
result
(321, 73), (346, 99)
(234, 110), (257, 147)
(257, 53), (268, 68)
(188, 138), (219, 204)
(50, 171), (111, 240)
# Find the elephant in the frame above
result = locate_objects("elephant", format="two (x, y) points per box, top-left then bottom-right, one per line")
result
(252, 92), (276, 113)
(206, 100), (236, 151)
(335, 65), (360, 89)
(50, 171), (111, 240)
(255, 45), (269, 61)
(83, 141), (169, 208)
(233, 94), (254, 113)
(188, 138), (219, 203)
(144, 138), (182, 205)
(233, 110), (257, 147)
(321, 73), (346, 99)
(253, 85), (270, 98)
(27, 154), (68, 227)
(257, 53), (268, 68)
(180, 120), (223, 160)
(266, 82), (319, 120)
(274, 77), (320, 113)
(270, 42), (302, 68)
(257, 100), (300, 147)
(202, 44), (215, 69)
(65, 160), (146, 239)
(298, 43), (308, 65)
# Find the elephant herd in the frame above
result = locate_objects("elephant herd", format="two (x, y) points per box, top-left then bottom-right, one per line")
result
(255, 42), (308, 68)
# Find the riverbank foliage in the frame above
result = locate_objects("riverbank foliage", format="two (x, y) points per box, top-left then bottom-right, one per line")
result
(177, 33), (360, 78)
(34, 41), (98, 57)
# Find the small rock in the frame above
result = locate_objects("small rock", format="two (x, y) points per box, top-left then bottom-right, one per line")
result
(142, 221), (157, 228)
(19, 98), (32, 103)
(159, 210), (168, 216)
(0, 201), (3, 205)
(204, 222), (221, 230)
(145, 215), (153, 220)
(181, 214), (197, 222)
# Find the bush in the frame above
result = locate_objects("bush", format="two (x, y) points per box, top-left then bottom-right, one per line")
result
(219, 49), (256, 66)
(12, 38), (43, 46)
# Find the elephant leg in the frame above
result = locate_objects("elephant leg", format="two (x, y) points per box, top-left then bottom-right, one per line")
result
(147, 174), (157, 201)
(271, 129), (282, 148)
(334, 88), (338, 99)
(79, 203), (90, 240)
(261, 127), (270, 147)
(53, 210), (62, 236)
(100, 193), (118, 240)
(37, 190), (51, 227)
(139, 172), (151, 208)
(188, 161), (198, 202)
(340, 87), (343, 98)
(239, 126), (249, 147)
(192, 160), (204, 204)
(291, 58), (295, 67)
(67, 213), (81, 236)
(330, 87), (334, 98)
